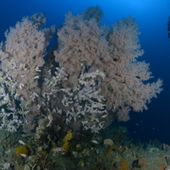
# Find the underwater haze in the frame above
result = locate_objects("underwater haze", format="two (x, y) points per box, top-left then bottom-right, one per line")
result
(0, 0), (170, 169)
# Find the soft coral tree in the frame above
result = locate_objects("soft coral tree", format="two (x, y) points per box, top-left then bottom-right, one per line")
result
(54, 10), (162, 122)
(0, 14), (47, 109)
(105, 18), (162, 121)
(0, 14), (52, 132)
(0, 8), (163, 133)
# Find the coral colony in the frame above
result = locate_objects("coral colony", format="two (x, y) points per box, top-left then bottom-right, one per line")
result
(0, 7), (168, 170)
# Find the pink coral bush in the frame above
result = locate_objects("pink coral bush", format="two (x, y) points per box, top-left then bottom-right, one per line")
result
(54, 13), (162, 122)
(0, 14), (52, 131)
(105, 18), (163, 121)
(0, 14), (47, 109)
(54, 12), (110, 86)
(0, 9), (163, 132)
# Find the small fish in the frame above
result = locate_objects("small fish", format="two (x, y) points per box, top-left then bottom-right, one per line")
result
(35, 66), (41, 72)
(18, 140), (26, 145)
(19, 83), (24, 89)
(20, 154), (27, 158)
(168, 16), (170, 38)
(46, 114), (53, 127)
(53, 147), (62, 153)
(34, 75), (39, 80)
(101, 113), (108, 118)
(91, 140), (99, 144)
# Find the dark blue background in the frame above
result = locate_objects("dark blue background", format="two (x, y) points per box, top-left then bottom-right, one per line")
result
(0, 0), (170, 143)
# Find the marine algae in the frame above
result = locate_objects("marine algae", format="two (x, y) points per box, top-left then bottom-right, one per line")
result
(62, 131), (73, 154)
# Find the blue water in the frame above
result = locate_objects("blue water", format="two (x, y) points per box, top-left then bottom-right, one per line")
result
(0, 0), (170, 143)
